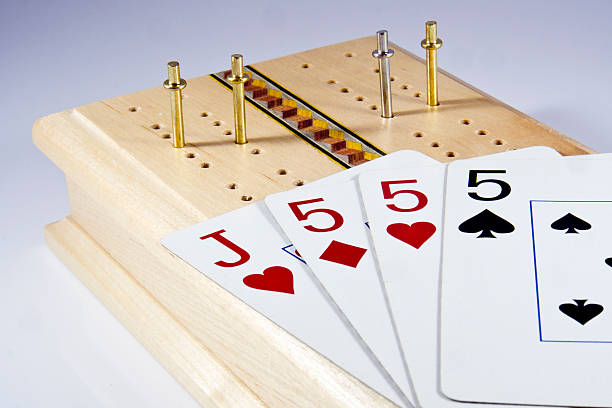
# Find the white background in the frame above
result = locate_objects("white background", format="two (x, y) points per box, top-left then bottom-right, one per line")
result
(2, 0), (611, 406)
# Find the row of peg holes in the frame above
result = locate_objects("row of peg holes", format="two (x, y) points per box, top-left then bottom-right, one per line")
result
(319, 83), (506, 151)
(128, 106), (306, 201)
(129, 105), (503, 194)
(133, 117), (504, 160)
(306, 54), (503, 151)
(413, 121), (505, 158)
(459, 120), (505, 145)
(300, 56), (484, 114)
(300, 52), (354, 70)
(327, 81), (421, 111)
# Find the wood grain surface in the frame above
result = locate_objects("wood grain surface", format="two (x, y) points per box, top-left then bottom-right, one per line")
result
(33, 36), (594, 407)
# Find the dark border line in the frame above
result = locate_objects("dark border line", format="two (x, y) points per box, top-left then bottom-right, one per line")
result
(529, 200), (544, 342)
(247, 65), (386, 156)
(210, 74), (350, 169)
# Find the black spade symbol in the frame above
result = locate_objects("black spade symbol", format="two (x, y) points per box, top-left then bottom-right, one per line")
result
(550, 213), (591, 234)
(458, 209), (515, 238)
(559, 299), (603, 325)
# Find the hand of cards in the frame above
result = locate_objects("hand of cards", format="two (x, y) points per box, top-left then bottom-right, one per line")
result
(162, 147), (612, 407)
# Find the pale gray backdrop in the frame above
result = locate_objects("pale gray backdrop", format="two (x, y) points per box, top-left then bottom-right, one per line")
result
(2, 0), (611, 406)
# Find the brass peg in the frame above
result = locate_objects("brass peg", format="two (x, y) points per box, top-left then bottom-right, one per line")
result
(421, 21), (443, 106)
(163, 61), (187, 148)
(372, 30), (394, 118)
(226, 54), (249, 144)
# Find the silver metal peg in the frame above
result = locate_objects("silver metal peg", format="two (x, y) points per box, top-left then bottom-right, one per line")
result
(372, 30), (394, 118)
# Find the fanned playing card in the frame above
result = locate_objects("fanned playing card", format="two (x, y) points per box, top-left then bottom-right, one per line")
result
(441, 153), (612, 407)
(265, 150), (438, 406)
(358, 146), (561, 408)
(161, 202), (405, 405)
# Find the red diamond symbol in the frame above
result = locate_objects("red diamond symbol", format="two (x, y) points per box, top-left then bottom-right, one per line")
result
(319, 240), (367, 268)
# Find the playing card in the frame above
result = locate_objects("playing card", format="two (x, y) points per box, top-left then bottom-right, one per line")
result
(161, 202), (405, 406)
(441, 153), (612, 407)
(265, 150), (438, 406)
(358, 146), (561, 408)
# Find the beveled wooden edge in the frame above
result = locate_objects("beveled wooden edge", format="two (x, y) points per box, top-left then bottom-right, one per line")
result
(34, 110), (398, 408)
(44, 217), (267, 408)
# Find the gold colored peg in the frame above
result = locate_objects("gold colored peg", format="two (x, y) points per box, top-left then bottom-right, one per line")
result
(227, 54), (249, 144)
(163, 61), (187, 148)
(421, 21), (443, 106)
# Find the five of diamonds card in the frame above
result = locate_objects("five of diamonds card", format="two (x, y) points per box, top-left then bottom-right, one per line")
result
(162, 147), (612, 408)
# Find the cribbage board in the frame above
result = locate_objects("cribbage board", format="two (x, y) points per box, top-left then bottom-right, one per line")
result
(34, 36), (594, 407)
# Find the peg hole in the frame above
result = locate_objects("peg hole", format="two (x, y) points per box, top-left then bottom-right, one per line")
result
(251, 148), (261, 155)
(431, 142), (440, 148)
(340, 88), (349, 93)
(186, 153), (196, 159)
(390, 76), (396, 81)
(494, 139), (504, 145)
(446, 151), (456, 157)
(302, 63), (309, 69)
(477, 129), (488, 135)
(355, 96), (364, 101)
(128, 106), (139, 112)
(223, 130), (232, 135)
(327, 79), (336, 84)
(241, 195), (253, 202)
(374, 68), (380, 73)
(200, 112), (209, 117)
(161, 133), (171, 139)
(294, 180), (304, 186)
(227, 183), (237, 189)
(414, 92), (422, 98)
(150, 123), (160, 130)
(200, 162), (210, 168)
(370, 105), (377, 110)
(277, 169), (287, 175)
(413, 131), (424, 138)
(212, 121), (221, 126)
(461, 119), (471, 125)
(344, 52), (354, 57)
(401, 84), (409, 89)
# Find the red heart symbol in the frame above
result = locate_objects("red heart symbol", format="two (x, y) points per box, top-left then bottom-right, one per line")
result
(386, 222), (436, 249)
(243, 266), (295, 294)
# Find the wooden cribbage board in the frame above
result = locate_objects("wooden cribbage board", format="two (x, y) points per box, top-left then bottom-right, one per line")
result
(34, 36), (593, 408)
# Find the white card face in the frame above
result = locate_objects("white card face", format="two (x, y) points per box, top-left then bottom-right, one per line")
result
(265, 150), (438, 406)
(441, 154), (612, 407)
(532, 201), (612, 342)
(161, 202), (404, 405)
(358, 146), (561, 408)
